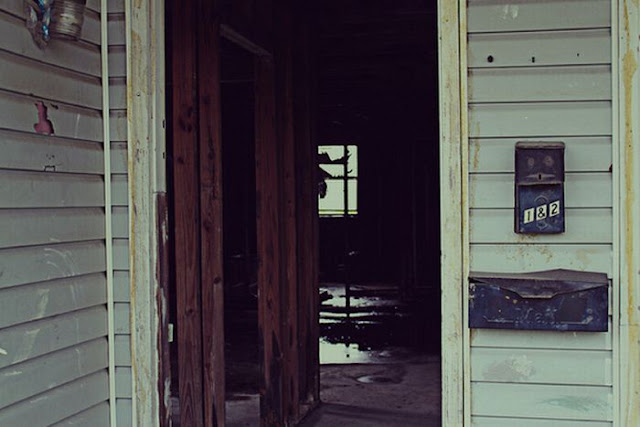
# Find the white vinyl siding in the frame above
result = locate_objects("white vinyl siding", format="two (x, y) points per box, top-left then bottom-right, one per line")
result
(467, 0), (614, 425)
(0, 0), (131, 424)
(0, 0), (111, 425)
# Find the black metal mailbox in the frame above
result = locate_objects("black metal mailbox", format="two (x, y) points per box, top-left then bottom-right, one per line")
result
(469, 269), (608, 332)
(515, 141), (565, 234)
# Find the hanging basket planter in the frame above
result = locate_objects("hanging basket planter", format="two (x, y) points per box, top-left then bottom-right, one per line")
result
(24, 0), (87, 46)
(50, 0), (87, 40)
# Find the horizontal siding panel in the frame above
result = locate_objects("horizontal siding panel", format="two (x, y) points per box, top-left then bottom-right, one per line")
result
(469, 102), (611, 138)
(470, 208), (612, 244)
(468, 66), (611, 102)
(472, 416), (611, 427)
(109, 77), (127, 110)
(113, 207), (129, 238)
(79, 11), (101, 46)
(108, 14), (126, 46)
(112, 174), (129, 206)
(0, 208), (105, 249)
(0, 170), (104, 208)
(53, 401), (110, 426)
(0, 91), (102, 141)
(116, 399), (133, 427)
(111, 142), (128, 174)
(467, 0), (610, 33)
(0, 129), (103, 174)
(471, 319), (612, 350)
(0, 11), (101, 77)
(85, 0), (100, 12)
(116, 367), (132, 398)
(113, 271), (129, 302)
(0, 370), (108, 426)
(109, 0), (126, 14)
(471, 348), (612, 385)
(0, 50), (102, 110)
(0, 241), (106, 289)
(0, 306), (107, 369)
(110, 110), (128, 142)
(470, 173), (612, 208)
(471, 382), (612, 421)
(469, 137), (611, 173)
(0, 338), (108, 408)
(470, 243), (611, 276)
(108, 46), (126, 78)
(115, 303), (130, 334)
(113, 239), (129, 270)
(114, 335), (131, 366)
(468, 29), (610, 68)
(0, 273), (106, 329)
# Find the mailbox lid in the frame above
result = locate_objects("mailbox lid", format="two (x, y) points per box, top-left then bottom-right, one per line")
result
(468, 269), (608, 332)
(515, 141), (565, 184)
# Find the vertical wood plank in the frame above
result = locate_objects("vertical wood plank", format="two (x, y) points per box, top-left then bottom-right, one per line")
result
(308, 17), (321, 409)
(255, 55), (285, 427)
(197, 0), (226, 425)
(170, 0), (204, 424)
(275, 2), (299, 422)
(293, 2), (320, 413)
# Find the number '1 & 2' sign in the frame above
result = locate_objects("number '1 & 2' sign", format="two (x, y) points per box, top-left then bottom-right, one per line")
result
(523, 200), (560, 224)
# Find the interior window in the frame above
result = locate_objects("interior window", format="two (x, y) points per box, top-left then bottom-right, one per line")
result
(318, 144), (358, 216)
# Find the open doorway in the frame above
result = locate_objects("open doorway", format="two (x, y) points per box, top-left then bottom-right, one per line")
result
(166, 1), (442, 425)
(303, 1), (442, 425)
(220, 40), (261, 425)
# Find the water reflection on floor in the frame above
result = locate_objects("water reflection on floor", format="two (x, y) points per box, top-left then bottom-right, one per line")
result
(223, 281), (439, 426)
(319, 282), (439, 364)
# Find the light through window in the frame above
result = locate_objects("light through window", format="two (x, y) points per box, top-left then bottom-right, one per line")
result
(318, 145), (358, 217)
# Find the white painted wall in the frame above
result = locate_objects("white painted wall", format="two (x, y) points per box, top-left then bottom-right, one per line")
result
(466, 0), (615, 425)
(0, 0), (131, 424)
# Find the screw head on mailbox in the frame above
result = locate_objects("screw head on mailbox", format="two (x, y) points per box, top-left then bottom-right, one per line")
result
(515, 141), (565, 234)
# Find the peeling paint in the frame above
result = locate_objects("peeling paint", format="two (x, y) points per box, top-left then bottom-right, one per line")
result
(0, 347), (7, 356)
(33, 102), (54, 135)
(500, 5), (519, 20)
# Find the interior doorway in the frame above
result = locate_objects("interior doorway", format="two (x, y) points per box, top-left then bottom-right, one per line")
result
(303, 1), (442, 425)
(219, 39), (261, 425)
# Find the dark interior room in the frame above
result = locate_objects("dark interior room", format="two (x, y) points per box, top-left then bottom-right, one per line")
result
(167, 1), (442, 425)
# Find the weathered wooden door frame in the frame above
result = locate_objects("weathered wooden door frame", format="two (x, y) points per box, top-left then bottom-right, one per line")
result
(124, 0), (166, 425)
(124, 0), (640, 426)
(168, 0), (225, 425)
(617, 0), (640, 425)
(126, 0), (467, 425)
(437, 1), (467, 426)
